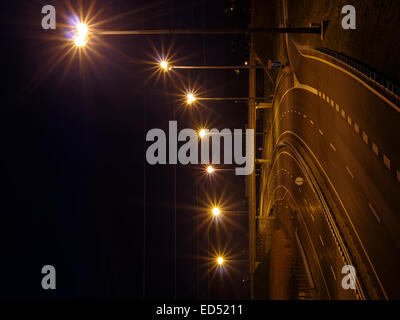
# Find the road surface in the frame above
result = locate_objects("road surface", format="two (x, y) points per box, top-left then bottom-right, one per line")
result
(260, 35), (400, 299)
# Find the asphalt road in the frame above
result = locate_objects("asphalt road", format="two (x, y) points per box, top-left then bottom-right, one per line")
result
(260, 36), (400, 299)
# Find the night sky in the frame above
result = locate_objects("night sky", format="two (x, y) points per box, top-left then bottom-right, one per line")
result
(0, 0), (251, 300)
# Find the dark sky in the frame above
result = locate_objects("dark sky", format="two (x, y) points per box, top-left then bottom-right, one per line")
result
(0, 0), (250, 299)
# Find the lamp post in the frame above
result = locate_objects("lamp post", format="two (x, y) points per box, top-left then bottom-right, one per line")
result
(247, 30), (257, 300)
(163, 65), (264, 70)
(97, 25), (323, 36)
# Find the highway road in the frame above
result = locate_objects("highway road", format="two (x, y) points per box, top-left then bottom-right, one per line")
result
(259, 35), (400, 299)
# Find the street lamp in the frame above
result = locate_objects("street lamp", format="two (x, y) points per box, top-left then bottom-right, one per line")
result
(212, 207), (221, 217)
(186, 93), (196, 104)
(206, 165), (215, 174)
(198, 129), (207, 138)
(159, 60), (170, 71)
(74, 23), (89, 47)
(217, 256), (224, 265)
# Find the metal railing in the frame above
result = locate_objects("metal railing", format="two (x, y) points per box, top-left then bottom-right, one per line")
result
(316, 47), (400, 100)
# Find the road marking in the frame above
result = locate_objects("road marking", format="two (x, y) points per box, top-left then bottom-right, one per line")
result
(274, 131), (388, 299)
(362, 132), (369, 144)
(347, 116), (352, 125)
(341, 109), (346, 119)
(322, 93), (326, 100)
(304, 198), (308, 205)
(319, 129), (324, 136)
(383, 155), (391, 170)
(303, 114), (307, 118)
(310, 213), (315, 222)
(319, 234), (325, 246)
(331, 100), (335, 107)
(336, 104), (340, 112)
(327, 96), (330, 103)
(330, 143), (336, 152)
(310, 120), (314, 125)
(372, 143), (379, 156)
(299, 49), (400, 113)
(345, 166), (354, 179)
(330, 265), (337, 280)
(368, 203), (381, 223)
(354, 123), (360, 134)
(318, 91), (321, 97)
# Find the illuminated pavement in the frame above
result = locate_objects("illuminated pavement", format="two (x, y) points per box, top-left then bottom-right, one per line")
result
(260, 36), (400, 299)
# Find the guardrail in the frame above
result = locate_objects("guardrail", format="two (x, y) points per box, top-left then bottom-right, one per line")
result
(316, 47), (400, 100)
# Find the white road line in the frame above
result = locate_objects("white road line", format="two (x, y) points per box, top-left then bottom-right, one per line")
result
(330, 265), (337, 280)
(354, 123), (360, 134)
(310, 213), (315, 222)
(319, 129), (324, 136)
(304, 198), (308, 205)
(319, 234), (325, 246)
(362, 132), (369, 144)
(368, 203), (381, 223)
(303, 114), (307, 118)
(345, 166), (354, 179)
(372, 143), (379, 156)
(310, 120), (314, 125)
(383, 155), (391, 170)
(299, 49), (400, 113)
(330, 143), (336, 152)
(278, 124), (389, 299)
(347, 116), (352, 125)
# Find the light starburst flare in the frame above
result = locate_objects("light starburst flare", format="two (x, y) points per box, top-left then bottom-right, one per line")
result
(207, 165), (215, 174)
(74, 23), (89, 47)
(186, 93), (196, 104)
(212, 207), (220, 217)
(199, 129), (207, 138)
(159, 60), (170, 71)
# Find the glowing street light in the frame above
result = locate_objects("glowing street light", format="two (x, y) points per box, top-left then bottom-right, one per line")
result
(199, 129), (207, 139)
(186, 93), (196, 104)
(206, 165), (215, 174)
(159, 60), (170, 71)
(217, 256), (224, 265)
(212, 207), (220, 217)
(74, 23), (89, 47)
